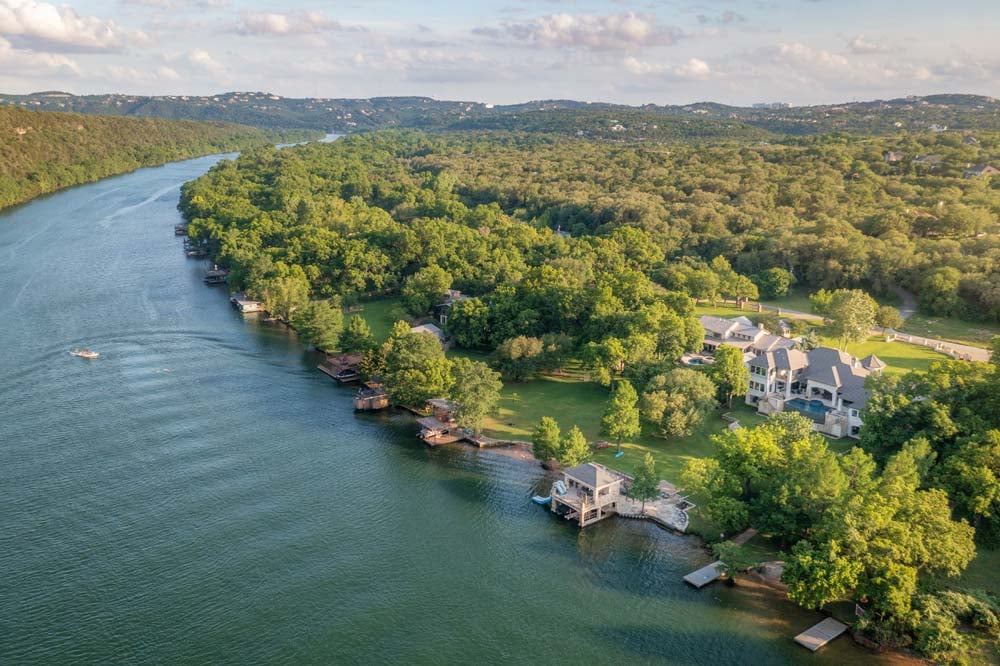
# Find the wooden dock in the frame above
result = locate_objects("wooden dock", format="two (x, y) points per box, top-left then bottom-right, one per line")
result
(683, 562), (724, 588)
(794, 618), (848, 652)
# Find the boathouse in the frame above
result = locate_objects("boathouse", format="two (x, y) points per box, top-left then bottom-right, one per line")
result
(354, 385), (389, 411)
(318, 353), (363, 383)
(550, 462), (626, 527)
(203, 265), (228, 284)
(230, 293), (265, 314)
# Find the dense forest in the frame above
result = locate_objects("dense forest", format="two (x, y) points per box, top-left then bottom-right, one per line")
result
(180, 130), (1000, 321)
(0, 106), (317, 210)
(5, 90), (1000, 137)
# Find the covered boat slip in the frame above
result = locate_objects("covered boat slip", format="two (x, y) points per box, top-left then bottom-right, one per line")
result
(794, 617), (848, 652)
(416, 415), (465, 446)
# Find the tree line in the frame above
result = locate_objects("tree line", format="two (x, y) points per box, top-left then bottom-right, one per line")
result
(0, 105), (316, 211)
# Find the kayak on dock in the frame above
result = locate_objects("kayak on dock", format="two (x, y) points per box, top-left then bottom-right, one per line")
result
(531, 495), (551, 505)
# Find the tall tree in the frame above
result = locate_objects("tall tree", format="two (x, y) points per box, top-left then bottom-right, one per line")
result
(601, 379), (641, 454)
(875, 305), (903, 332)
(401, 264), (451, 316)
(449, 357), (503, 434)
(559, 426), (591, 467)
(532, 417), (561, 462)
(628, 453), (660, 511)
(341, 314), (375, 353)
(710, 344), (749, 409)
(292, 299), (344, 351)
(381, 322), (454, 407)
(813, 288), (878, 349)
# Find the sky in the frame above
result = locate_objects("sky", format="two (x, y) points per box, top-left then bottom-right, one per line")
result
(0, 0), (998, 106)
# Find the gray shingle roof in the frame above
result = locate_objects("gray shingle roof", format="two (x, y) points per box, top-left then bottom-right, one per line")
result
(564, 462), (617, 489)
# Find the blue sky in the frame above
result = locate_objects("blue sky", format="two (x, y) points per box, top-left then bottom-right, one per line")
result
(1, 0), (998, 105)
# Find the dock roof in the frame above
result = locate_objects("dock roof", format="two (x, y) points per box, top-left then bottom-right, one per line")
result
(563, 462), (618, 489)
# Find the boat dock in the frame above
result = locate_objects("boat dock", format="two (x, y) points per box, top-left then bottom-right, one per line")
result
(416, 415), (465, 446)
(794, 618), (848, 652)
(317, 353), (362, 383)
(354, 386), (389, 411)
(683, 562), (724, 588)
(230, 294), (265, 314)
(203, 265), (228, 284)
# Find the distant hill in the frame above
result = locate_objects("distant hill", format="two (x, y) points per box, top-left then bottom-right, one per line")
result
(3, 91), (1000, 138)
(0, 105), (316, 210)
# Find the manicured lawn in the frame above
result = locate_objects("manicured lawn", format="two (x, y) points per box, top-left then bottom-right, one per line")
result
(694, 303), (764, 319)
(355, 297), (408, 342)
(758, 286), (816, 313)
(833, 336), (949, 375)
(474, 369), (766, 482)
(955, 547), (1000, 596)
(899, 312), (1000, 350)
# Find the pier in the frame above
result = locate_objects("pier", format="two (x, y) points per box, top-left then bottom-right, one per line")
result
(793, 618), (848, 652)
(683, 562), (724, 588)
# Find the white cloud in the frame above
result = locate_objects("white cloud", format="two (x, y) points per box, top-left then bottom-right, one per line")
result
(236, 10), (359, 36)
(185, 48), (224, 76)
(0, 0), (149, 52)
(848, 35), (890, 55)
(624, 55), (710, 79)
(475, 12), (681, 50)
(0, 34), (78, 73)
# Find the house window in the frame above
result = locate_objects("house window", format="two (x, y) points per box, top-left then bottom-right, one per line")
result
(850, 409), (858, 417)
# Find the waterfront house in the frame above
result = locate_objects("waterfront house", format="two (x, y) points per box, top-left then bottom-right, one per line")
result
(435, 289), (469, 326)
(410, 323), (446, 345)
(746, 347), (885, 438)
(883, 150), (905, 163)
(550, 462), (626, 527)
(699, 315), (797, 357)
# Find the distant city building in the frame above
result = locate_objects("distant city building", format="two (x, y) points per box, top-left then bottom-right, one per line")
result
(751, 102), (791, 110)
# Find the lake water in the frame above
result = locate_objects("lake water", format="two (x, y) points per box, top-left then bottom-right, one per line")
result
(0, 150), (909, 664)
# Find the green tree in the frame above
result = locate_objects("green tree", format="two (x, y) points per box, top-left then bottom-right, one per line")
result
(532, 416), (561, 462)
(711, 541), (761, 583)
(559, 426), (591, 467)
(341, 314), (375, 353)
(875, 305), (903, 332)
(601, 379), (641, 454)
(449, 357), (503, 433)
(258, 270), (310, 322)
(709, 344), (749, 408)
(494, 335), (544, 381)
(641, 368), (718, 438)
(446, 297), (490, 349)
(401, 264), (451, 316)
(382, 323), (454, 407)
(628, 453), (660, 511)
(815, 289), (878, 349)
(755, 267), (795, 300)
(292, 299), (344, 351)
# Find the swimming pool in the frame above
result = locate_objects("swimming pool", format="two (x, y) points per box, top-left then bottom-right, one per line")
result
(786, 398), (832, 418)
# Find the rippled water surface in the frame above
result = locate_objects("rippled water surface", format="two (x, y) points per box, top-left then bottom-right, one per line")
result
(1, 153), (906, 664)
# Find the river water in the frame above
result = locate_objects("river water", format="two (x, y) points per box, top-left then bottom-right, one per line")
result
(0, 151), (908, 664)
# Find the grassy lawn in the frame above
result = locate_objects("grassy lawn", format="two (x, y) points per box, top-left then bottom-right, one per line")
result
(899, 312), (1000, 350)
(354, 297), (408, 342)
(834, 335), (949, 375)
(955, 547), (1000, 596)
(694, 303), (766, 319)
(758, 286), (817, 313)
(473, 367), (766, 482)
